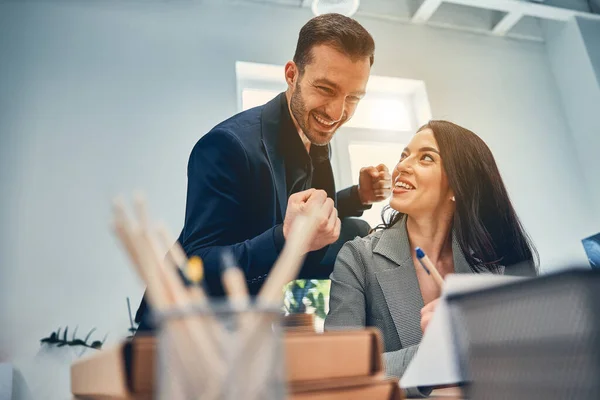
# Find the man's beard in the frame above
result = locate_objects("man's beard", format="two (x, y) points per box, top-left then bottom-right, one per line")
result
(290, 84), (334, 146)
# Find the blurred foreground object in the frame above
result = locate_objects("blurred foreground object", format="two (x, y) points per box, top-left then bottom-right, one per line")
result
(71, 329), (401, 399)
(71, 193), (401, 400)
(448, 268), (600, 400)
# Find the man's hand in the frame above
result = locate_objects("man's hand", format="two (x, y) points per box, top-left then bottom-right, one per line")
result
(420, 298), (440, 333)
(283, 189), (341, 253)
(357, 164), (392, 205)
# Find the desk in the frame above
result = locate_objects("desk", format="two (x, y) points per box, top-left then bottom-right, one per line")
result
(72, 388), (464, 400)
(429, 387), (463, 399)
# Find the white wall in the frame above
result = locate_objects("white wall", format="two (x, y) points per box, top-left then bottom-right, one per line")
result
(0, 1), (597, 398)
(578, 18), (600, 79)
(360, 18), (599, 268)
(542, 17), (600, 231)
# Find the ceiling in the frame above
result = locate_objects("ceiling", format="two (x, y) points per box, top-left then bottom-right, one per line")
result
(231, 0), (600, 42)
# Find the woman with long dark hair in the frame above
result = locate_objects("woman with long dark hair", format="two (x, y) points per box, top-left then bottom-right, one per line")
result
(325, 120), (537, 390)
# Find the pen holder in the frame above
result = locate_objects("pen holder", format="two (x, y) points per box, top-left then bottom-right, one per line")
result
(154, 301), (286, 400)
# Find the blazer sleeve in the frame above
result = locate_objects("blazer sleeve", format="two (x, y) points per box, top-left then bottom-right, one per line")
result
(180, 129), (283, 294)
(384, 347), (432, 398)
(324, 241), (368, 329)
(336, 185), (372, 219)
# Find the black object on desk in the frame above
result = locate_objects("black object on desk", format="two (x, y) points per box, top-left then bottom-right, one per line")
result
(448, 268), (600, 400)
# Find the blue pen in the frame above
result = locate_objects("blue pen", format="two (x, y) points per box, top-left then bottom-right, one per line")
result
(415, 246), (445, 288)
(415, 247), (431, 275)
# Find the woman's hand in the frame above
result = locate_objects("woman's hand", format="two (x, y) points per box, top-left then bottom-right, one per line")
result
(420, 298), (440, 333)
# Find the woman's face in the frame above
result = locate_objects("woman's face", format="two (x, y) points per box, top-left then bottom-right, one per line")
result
(390, 128), (454, 217)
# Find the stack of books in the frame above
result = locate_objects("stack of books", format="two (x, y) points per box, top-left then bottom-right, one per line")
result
(71, 328), (401, 400)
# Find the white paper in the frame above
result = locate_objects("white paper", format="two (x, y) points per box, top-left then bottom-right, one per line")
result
(400, 274), (523, 389)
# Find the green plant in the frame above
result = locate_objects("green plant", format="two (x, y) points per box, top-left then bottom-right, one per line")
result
(40, 326), (107, 350)
(283, 279), (330, 319)
(39, 297), (138, 350)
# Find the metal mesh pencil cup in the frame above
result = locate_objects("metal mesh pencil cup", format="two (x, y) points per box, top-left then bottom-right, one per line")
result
(154, 301), (286, 400)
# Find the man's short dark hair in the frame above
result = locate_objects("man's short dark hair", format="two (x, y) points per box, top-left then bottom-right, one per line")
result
(293, 13), (375, 74)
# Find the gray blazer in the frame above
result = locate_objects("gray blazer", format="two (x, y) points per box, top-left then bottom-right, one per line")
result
(324, 217), (504, 396)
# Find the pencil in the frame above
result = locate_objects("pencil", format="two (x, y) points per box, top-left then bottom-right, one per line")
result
(113, 196), (225, 396)
(415, 247), (445, 289)
(111, 193), (324, 399)
(220, 249), (249, 304)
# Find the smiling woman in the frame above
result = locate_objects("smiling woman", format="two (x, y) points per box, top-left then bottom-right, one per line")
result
(384, 120), (538, 270)
(325, 120), (538, 396)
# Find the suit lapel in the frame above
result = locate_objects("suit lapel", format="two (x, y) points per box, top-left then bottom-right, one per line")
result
(372, 218), (480, 348)
(260, 93), (287, 219)
(373, 218), (424, 347)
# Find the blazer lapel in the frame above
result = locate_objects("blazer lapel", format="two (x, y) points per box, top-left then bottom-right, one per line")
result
(372, 218), (482, 348)
(260, 93), (287, 219)
(373, 218), (424, 348)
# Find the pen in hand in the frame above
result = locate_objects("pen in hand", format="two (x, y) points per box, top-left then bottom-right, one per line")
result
(415, 247), (445, 289)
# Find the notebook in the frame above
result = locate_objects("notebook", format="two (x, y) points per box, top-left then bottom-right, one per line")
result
(399, 274), (522, 389)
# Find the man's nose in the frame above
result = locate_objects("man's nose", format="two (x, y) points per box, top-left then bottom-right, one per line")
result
(326, 97), (346, 122)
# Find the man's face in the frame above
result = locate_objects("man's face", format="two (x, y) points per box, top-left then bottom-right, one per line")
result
(287, 45), (371, 146)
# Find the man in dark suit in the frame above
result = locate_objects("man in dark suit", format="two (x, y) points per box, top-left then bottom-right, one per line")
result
(136, 13), (391, 330)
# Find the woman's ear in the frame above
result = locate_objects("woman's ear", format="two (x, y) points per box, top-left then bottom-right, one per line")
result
(451, 196), (455, 202)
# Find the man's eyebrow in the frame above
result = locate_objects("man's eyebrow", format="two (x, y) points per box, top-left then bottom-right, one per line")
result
(313, 78), (365, 96)
(313, 78), (340, 91)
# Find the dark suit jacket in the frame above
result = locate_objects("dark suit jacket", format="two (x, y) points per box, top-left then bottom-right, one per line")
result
(135, 93), (366, 327)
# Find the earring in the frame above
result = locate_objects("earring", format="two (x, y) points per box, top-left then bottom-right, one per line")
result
(451, 196), (455, 202)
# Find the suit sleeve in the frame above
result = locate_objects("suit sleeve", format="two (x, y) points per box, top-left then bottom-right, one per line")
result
(383, 348), (432, 398)
(180, 129), (283, 295)
(324, 241), (368, 329)
(336, 185), (372, 219)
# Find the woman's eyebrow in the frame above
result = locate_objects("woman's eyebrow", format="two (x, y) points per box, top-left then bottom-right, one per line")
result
(418, 146), (440, 154)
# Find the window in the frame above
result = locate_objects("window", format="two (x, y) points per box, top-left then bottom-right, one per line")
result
(236, 61), (431, 133)
(346, 97), (412, 131)
(241, 88), (416, 132)
(242, 89), (281, 111)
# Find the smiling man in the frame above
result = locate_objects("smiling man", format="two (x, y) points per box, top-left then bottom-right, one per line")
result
(135, 13), (392, 330)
